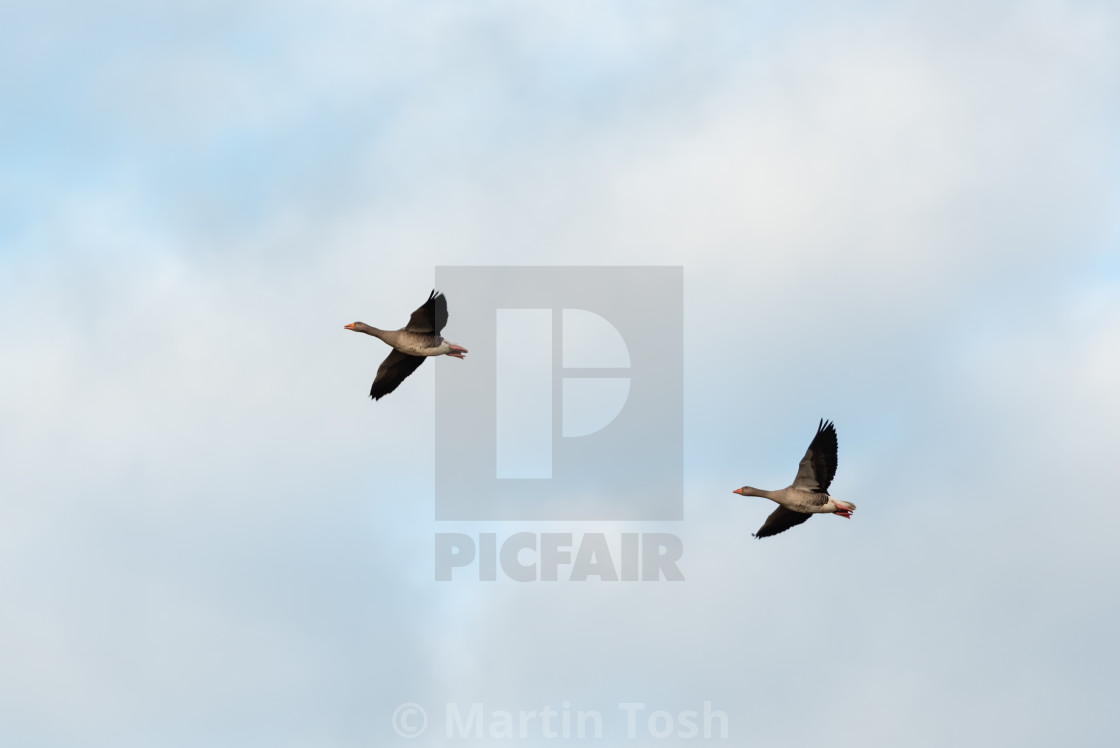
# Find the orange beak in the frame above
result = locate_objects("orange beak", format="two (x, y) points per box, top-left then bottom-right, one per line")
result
(344, 324), (355, 330)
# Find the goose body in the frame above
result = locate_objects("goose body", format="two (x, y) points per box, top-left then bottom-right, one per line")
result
(345, 290), (468, 400)
(733, 419), (855, 538)
(364, 329), (459, 358)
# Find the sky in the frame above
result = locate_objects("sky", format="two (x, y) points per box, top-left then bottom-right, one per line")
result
(2, 1), (1119, 746)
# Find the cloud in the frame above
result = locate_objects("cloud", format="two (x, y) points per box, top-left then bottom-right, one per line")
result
(1, 1), (1118, 746)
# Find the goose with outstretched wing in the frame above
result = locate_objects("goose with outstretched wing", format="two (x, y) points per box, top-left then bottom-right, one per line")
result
(345, 290), (468, 400)
(733, 419), (855, 538)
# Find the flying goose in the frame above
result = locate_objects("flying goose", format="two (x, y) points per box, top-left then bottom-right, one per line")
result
(345, 290), (468, 400)
(733, 419), (855, 538)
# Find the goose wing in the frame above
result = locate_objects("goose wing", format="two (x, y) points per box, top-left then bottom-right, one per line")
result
(792, 419), (838, 493)
(370, 349), (426, 400)
(405, 290), (449, 335)
(753, 506), (812, 538)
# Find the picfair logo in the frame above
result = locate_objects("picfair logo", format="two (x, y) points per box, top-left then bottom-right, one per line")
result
(434, 267), (682, 521)
(496, 307), (631, 479)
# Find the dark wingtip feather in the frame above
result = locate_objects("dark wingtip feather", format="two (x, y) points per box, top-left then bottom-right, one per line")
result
(807, 418), (839, 493)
